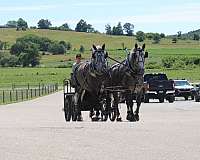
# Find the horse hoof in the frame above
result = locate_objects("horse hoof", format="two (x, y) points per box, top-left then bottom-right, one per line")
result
(134, 114), (139, 121)
(116, 116), (122, 122)
(126, 113), (132, 121)
(77, 115), (83, 121)
(91, 116), (100, 121)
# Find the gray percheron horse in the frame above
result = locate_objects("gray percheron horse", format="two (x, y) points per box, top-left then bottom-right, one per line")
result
(109, 43), (148, 121)
(73, 44), (110, 121)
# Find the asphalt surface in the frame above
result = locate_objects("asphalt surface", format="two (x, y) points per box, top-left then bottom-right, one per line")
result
(0, 91), (200, 160)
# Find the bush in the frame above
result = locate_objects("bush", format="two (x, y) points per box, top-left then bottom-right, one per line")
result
(48, 42), (66, 54)
(146, 61), (162, 69)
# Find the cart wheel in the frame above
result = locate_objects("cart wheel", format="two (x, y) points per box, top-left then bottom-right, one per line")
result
(64, 96), (72, 122)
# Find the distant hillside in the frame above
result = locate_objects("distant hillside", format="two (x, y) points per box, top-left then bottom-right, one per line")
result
(0, 28), (136, 50)
(0, 28), (200, 50)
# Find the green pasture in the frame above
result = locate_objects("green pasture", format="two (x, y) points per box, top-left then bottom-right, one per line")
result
(0, 68), (70, 87)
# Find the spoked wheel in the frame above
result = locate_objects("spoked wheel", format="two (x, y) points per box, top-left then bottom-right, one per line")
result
(64, 96), (72, 122)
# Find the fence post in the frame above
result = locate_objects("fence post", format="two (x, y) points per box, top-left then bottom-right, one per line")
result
(39, 83), (41, 96)
(3, 90), (5, 103)
(35, 88), (37, 97)
(28, 83), (30, 90)
(16, 90), (18, 101)
(26, 89), (28, 99)
(21, 90), (24, 101)
(10, 91), (12, 102)
(31, 89), (33, 98)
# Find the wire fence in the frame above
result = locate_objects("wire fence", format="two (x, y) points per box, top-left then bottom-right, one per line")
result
(0, 83), (58, 104)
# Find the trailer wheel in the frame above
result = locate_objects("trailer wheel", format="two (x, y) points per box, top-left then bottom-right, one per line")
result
(64, 96), (72, 121)
(159, 97), (164, 103)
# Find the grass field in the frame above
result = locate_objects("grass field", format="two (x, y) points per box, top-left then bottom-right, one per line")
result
(0, 68), (70, 87)
(0, 28), (200, 86)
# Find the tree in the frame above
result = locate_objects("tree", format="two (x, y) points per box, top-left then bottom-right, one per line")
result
(87, 24), (95, 33)
(37, 19), (52, 29)
(66, 42), (72, 50)
(75, 19), (88, 32)
(112, 22), (123, 35)
(153, 33), (161, 44)
(177, 31), (182, 38)
(48, 42), (66, 54)
(6, 20), (17, 28)
(160, 33), (165, 38)
(193, 34), (200, 41)
(123, 23), (134, 36)
(18, 43), (40, 67)
(136, 31), (145, 42)
(10, 42), (26, 56)
(146, 33), (154, 40)
(17, 18), (28, 30)
(105, 24), (112, 35)
(61, 23), (70, 30)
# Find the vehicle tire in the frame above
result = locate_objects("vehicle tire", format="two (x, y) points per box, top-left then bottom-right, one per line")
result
(168, 95), (175, 103)
(184, 96), (188, 100)
(64, 96), (72, 121)
(144, 95), (149, 103)
(195, 97), (200, 102)
(159, 97), (164, 103)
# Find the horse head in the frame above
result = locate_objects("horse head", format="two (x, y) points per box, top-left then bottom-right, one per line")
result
(127, 43), (148, 75)
(91, 44), (109, 75)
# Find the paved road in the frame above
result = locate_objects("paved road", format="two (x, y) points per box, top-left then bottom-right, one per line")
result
(0, 91), (200, 160)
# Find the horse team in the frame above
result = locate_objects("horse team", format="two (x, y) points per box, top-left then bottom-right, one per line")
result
(70, 43), (148, 122)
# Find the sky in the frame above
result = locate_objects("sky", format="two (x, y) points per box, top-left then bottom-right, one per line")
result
(0, 0), (200, 35)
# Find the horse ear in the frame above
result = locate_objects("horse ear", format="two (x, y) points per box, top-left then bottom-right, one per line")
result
(92, 44), (97, 51)
(142, 44), (145, 50)
(105, 51), (108, 58)
(102, 44), (105, 50)
(135, 43), (138, 49)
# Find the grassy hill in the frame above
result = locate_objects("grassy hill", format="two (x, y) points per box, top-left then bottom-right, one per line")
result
(0, 28), (200, 86)
(1, 28), (200, 50)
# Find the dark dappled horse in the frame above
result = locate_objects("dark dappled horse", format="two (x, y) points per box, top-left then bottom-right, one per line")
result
(110, 43), (148, 121)
(73, 44), (109, 121)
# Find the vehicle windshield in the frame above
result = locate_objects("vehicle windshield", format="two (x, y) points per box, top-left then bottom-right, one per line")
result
(175, 81), (190, 86)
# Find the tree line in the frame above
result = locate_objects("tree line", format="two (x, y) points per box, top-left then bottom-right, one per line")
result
(2, 18), (134, 36)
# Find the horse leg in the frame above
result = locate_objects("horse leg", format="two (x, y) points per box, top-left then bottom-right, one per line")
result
(134, 94), (142, 121)
(109, 93), (119, 121)
(126, 94), (135, 121)
(74, 92), (83, 121)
